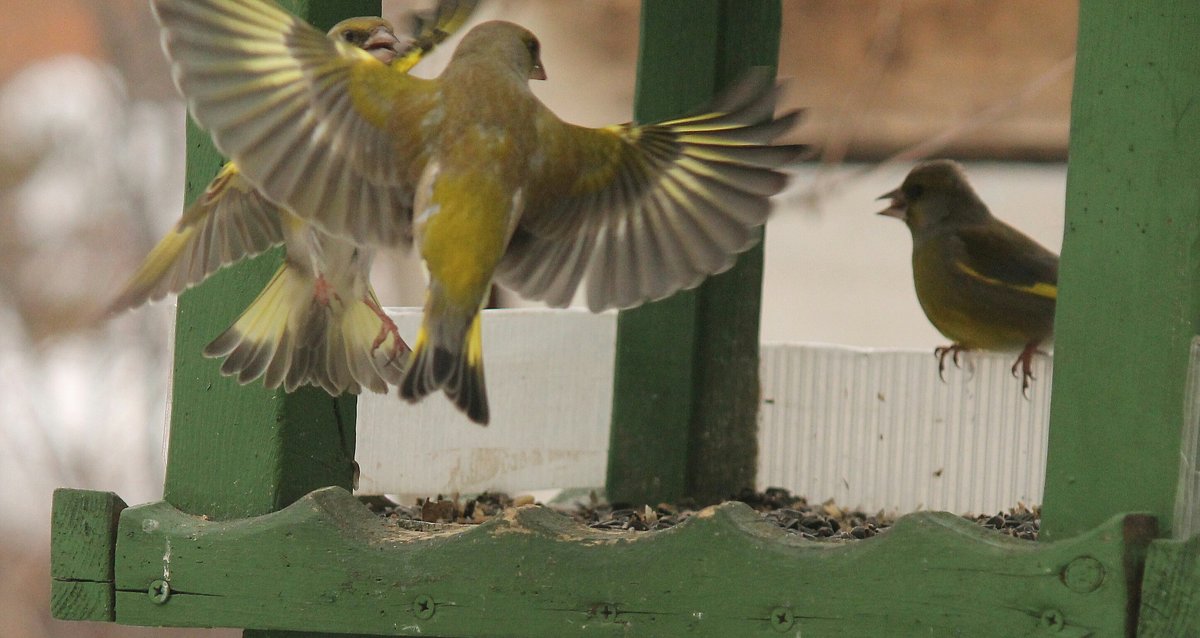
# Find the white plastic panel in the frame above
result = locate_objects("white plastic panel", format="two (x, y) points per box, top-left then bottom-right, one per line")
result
(357, 309), (1053, 515)
(758, 343), (1051, 515)
(355, 308), (616, 496)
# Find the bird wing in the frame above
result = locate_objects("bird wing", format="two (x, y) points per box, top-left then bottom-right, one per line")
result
(496, 69), (804, 312)
(152, 0), (439, 246)
(109, 163), (284, 313)
(954, 224), (1059, 300)
(394, 0), (481, 72)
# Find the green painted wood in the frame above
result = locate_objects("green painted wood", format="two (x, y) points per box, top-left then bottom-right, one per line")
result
(159, 2), (376, 637)
(112, 487), (1152, 637)
(1041, 2), (1200, 541)
(1138, 536), (1200, 636)
(50, 489), (127, 621)
(162, 0), (375, 522)
(608, 0), (779, 507)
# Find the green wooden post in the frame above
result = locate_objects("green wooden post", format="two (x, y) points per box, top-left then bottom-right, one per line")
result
(164, 0), (376, 520)
(607, 0), (780, 507)
(164, 2), (377, 636)
(1041, 2), (1200, 540)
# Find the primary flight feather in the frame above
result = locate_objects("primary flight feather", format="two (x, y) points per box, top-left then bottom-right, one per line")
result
(151, 0), (804, 423)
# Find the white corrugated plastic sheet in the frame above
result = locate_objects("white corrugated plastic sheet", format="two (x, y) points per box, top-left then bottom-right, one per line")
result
(357, 309), (1052, 516)
(758, 343), (1050, 515)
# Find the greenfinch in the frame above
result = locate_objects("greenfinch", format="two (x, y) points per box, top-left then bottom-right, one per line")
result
(111, 13), (472, 395)
(878, 160), (1058, 393)
(150, 0), (804, 424)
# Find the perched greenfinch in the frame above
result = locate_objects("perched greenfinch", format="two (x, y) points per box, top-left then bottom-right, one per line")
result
(878, 160), (1058, 393)
(111, 13), (473, 395)
(151, 0), (804, 424)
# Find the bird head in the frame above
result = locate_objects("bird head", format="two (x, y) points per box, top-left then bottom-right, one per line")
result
(877, 159), (989, 233)
(455, 21), (548, 81)
(329, 17), (402, 65)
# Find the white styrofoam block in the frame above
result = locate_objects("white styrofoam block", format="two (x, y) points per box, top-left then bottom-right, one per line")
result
(356, 309), (1054, 515)
(355, 308), (617, 497)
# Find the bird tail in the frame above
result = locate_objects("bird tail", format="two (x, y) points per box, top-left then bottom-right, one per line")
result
(204, 263), (409, 395)
(399, 310), (488, 425)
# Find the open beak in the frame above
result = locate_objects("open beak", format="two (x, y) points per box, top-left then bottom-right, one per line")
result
(876, 188), (907, 220)
(530, 61), (547, 81)
(364, 28), (402, 65)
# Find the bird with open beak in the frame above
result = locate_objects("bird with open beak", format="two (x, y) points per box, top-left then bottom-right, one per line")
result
(878, 160), (1058, 394)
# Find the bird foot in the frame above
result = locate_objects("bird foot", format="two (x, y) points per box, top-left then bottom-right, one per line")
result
(366, 296), (407, 365)
(933, 344), (969, 383)
(1011, 343), (1047, 398)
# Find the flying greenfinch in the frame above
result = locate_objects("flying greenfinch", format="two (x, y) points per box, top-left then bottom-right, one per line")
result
(111, 13), (472, 395)
(150, 0), (804, 424)
(878, 159), (1058, 393)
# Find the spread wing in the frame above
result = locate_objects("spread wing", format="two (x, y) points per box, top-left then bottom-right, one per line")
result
(496, 68), (804, 311)
(954, 223), (1059, 300)
(109, 163), (285, 312)
(152, 0), (440, 246)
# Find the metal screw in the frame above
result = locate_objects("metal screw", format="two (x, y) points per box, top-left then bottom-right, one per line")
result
(1039, 609), (1065, 632)
(413, 594), (436, 619)
(770, 607), (795, 632)
(1062, 556), (1105, 593)
(593, 603), (618, 622)
(147, 579), (171, 604)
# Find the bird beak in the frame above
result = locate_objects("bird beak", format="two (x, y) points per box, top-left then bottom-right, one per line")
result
(364, 28), (401, 65)
(530, 61), (547, 81)
(876, 188), (907, 220)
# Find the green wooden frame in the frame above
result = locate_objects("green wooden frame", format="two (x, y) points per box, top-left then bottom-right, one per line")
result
(50, 1), (1200, 636)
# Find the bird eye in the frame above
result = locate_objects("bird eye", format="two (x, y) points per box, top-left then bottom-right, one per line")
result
(342, 30), (361, 44)
(527, 38), (540, 58)
(904, 183), (925, 200)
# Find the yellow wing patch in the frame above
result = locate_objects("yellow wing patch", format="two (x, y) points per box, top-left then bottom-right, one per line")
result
(954, 261), (1057, 299)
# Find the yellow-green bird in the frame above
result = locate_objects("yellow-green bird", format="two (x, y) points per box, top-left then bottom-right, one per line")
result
(877, 160), (1058, 393)
(110, 12), (474, 395)
(150, 0), (804, 424)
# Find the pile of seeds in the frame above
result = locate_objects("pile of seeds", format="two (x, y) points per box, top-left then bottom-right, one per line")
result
(360, 487), (1040, 541)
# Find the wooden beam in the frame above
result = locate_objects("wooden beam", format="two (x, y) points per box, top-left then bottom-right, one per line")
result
(607, 0), (780, 507)
(50, 489), (127, 622)
(1041, 2), (1200, 540)
(114, 486), (1154, 636)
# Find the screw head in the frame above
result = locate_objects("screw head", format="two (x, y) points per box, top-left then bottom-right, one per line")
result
(147, 579), (171, 604)
(771, 606), (795, 632)
(1062, 556), (1105, 593)
(413, 594), (436, 619)
(1039, 609), (1065, 632)
(592, 603), (618, 622)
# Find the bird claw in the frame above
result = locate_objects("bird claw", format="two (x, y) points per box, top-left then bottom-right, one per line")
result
(934, 344), (968, 384)
(365, 296), (408, 365)
(1011, 343), (1045, 399)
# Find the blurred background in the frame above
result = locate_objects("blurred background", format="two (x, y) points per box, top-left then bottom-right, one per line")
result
(0, 1), (1074, 635)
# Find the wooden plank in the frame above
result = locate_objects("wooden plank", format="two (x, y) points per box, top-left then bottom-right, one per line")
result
(1040, 2), (1200, 540)
(161, 0), (376, 519)
(50, 489), (127, 621)
(113, 486), (1152, 636)
(151, 2), (378, 637)
(1138, 535), (1200, 636)
(607, 0), (779, 507)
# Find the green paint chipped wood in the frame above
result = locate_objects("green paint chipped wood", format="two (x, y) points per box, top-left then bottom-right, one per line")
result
(608, 0), (779, 507)
(1041, 1), (1200, 540)
(50, 489), (127, 621)
(112, 487), (1153, 636)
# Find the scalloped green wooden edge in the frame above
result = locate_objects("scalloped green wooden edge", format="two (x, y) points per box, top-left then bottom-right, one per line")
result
(50, 488), (128, 621)
(109, 487), (1154, 636)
